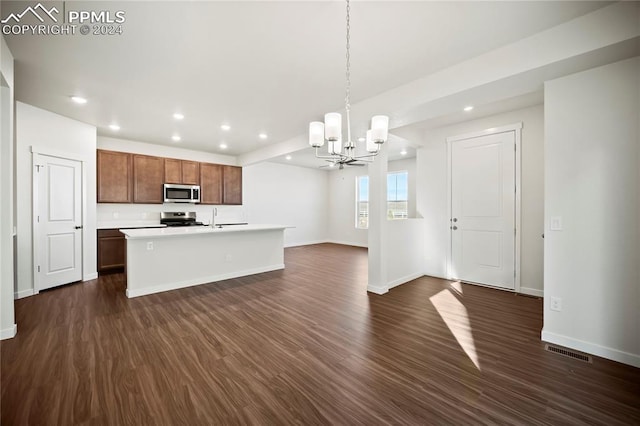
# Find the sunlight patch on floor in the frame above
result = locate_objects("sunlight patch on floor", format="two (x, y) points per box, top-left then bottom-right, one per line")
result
(429, 288), (481, 370)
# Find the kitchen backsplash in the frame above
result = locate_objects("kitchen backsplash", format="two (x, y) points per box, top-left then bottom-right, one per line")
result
(97, 204), (247, 226)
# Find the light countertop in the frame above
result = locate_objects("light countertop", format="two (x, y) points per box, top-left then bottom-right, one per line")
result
(120, 224), (290, 240)
(97, 221), (166, 230)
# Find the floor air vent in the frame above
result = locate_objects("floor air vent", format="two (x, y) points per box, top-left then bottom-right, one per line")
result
(545, 344), (592, 363)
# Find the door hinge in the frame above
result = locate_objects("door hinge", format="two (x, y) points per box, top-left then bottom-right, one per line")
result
(37, 215), (39, 223)
(37, 265), (40, 272)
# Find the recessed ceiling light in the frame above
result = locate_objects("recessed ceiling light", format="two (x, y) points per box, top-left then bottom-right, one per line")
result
(400, 150), (407, 155)
(259, 133), (268, 140)
(463, 105), (474, 112)
(220, 124), (231, 131)
(71, 96), (87, 104)
(173, 113), (184, 120)
(358, 137), (365, 143)
(285, 155), (292, 160)
(219, 143), (228, 150)
(172, 135), (181, 142)
(109, 124), (120, 131)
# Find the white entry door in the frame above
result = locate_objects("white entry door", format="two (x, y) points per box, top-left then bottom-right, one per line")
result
(35, 154), (82, 291)
(450, 131), (516, 290)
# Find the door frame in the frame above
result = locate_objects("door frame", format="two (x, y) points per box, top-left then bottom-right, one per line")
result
(32, 147), (86, 294)
(445, 122), (522, 292)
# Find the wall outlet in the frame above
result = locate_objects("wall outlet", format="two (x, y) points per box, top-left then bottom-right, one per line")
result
(113, 212), (119, 219)
(146, 242), (154, 251)
(225, 254), (233, 262)
(550, 216), (563, 231)
(550, 297), (562, 312)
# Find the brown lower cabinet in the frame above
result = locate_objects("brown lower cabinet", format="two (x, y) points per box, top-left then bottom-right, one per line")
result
(97, 229), (125, 273)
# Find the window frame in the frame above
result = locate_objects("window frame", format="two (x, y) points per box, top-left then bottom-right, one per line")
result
(387, 170), (409, 220)
(355, 175), (369, 229)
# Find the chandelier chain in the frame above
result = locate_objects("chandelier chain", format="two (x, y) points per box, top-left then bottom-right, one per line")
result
(309, 0), (387, 165)
(345, 0), (351, 114)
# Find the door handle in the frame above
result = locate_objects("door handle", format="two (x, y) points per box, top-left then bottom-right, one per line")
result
(452, 226), (458, 230)
(452, 218), (458, 222)
(75, 226), (83, 230)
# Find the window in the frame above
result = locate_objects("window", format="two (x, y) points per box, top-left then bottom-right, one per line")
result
(387, 171), (408, 219)
(356, 171), (409, 228)
(356, 175), (369, 229)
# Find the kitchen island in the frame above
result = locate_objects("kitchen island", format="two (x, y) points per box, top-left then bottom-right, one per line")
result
(120, 224), (289, 298)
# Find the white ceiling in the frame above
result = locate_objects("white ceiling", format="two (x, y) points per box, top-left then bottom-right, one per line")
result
(2, 1), (615, 167)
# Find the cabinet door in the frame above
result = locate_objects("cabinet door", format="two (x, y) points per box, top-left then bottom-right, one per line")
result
(182, 161), (200, 185)
(97, 229), (125, 272)
(164, 158), (182, 184)
(223, 166), (243, 205)
(200, 163), (222, 204)
(133, 155), (165, 204)
(97, 150), (132, 203)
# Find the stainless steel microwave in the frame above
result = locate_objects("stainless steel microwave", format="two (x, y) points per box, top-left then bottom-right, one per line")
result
(163, 184), (200, 203)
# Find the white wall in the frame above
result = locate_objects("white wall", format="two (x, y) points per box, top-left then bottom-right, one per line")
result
(417, 104), (545, 296)
(243, 162), (329, 247)
(16, 102), (97, 296)
(0, 35), (16, 339)
(327, 165), (369, 247)
(387, 219), (425, 289)
(542, 57), (640, 367)
(98, 136), (236, 166)
(326, 157), (417, 248)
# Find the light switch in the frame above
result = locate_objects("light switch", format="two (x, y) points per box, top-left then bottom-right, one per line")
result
(550, 216), (563, 231)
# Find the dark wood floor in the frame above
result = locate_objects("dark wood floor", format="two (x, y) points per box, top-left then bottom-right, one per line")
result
(2, 243), (639, 425)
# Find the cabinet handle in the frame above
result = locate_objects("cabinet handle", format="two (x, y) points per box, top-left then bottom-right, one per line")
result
(75, 226), (83, 230)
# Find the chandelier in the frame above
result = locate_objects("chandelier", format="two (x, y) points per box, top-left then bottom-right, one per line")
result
(308, 0), (389, 168)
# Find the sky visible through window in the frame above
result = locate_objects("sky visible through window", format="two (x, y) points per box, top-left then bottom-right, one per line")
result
(357, 172), (409, 228)
(358, 176), (369, 202)
(388, 172), (408, 202)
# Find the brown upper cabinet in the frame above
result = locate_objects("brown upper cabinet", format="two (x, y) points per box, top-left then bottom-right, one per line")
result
(164, 159), (200, 185)
(133, 154), (165, 204)
(200, 163), (223, 205)
(97, 149), (242, 205)
(97, 150), (132, 203)
(223, 166), (243, 205)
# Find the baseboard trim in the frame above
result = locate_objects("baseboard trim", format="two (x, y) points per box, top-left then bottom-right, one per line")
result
(541, 329), (640, 368)
(388, 272), (425, 289)
(423, 272), (450, 281)
(285, 239), (369, 250)
(83, 272), (98, 281)
(519, 287), (543, 297)
(285, 240), (329, 248)
(15, 289), (35, 299)
(0, 324), (17, 340)
(325, 239), (368, 248)
(367, 285), (388, 295)
(126, 263), (285, 298)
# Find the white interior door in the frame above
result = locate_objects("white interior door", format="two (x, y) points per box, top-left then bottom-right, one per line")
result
(450, 131), (515, 290)
(35, 154), (82, 291)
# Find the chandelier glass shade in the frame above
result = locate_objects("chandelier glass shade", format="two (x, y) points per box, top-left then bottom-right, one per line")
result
(308, 0), (389, 165)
